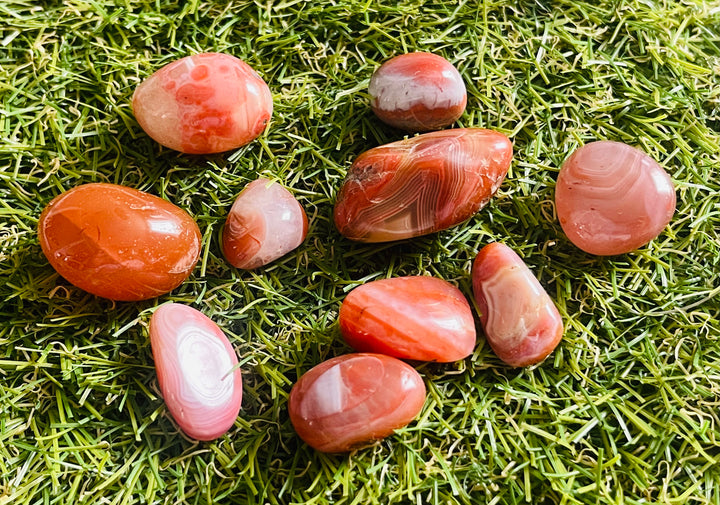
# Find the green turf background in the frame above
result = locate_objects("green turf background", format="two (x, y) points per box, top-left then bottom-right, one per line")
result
(1, 0), (719, 503)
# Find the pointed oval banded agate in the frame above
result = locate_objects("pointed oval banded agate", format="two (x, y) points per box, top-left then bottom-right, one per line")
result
(339, 276), (476, 362)
(149, 303), (242, 440)
(334, 128), (512, 242)
(288, 353), (426, 453)
(472, 243), (563, 367)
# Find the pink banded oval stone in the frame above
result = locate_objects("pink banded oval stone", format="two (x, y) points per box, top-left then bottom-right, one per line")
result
(555, 141), (676, 255)
(288, 353), (426, 453)
(133, 53), (272, 154)
(369, 52), (467, 131)
(472, 243), (563, 367)
(334, 128), (513, 242)
(222, 178), (308, 269)
(339, 276), (476, 362)
(149, 303), (242, 440)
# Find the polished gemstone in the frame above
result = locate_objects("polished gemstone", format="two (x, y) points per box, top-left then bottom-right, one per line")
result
(555, 141), (676, 255)
(133, 53), (273, 154)
(472, 243), (563, 367)
(334, 128), (512, 242)
(369, 52), (466, 131)
(222, 178), (308, 269)
(38, 183), (201, 301)
(288, 353), (425, 452)
(339, 276), (476, 362)
(149, 303), (242, 441)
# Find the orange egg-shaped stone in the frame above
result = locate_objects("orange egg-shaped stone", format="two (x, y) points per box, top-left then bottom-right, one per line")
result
(150, 303), (242, 440)
(132, 52), (273, 154)
(38, 183), (201, 301)
(288, 353), (426, 452)
(369, 52), (467, 131)
(334, 128), (513, 242)
(472, 243), (563, 367)
(555, 141), (676, 255)
(339, 276), (476, 362)
(222, 178), (308, 269)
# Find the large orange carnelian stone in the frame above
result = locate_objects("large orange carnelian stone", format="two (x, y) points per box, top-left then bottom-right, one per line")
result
(472, 243), (563, 367)
(133, 53), (273, 154)
(334, 128), (512, 242)
(38, 183), (201, 301)
(288, 353), (426, 452)
(339, 276), (476, 362)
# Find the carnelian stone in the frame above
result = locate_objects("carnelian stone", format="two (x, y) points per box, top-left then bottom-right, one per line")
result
(555, 141), (676, 255)
(288, 353), (426, 453)
(334, 128), (512, 242)
(339, 276), (476, 362)
(38, 183), (201, 301)
(222, 178), (308, 269)
(150, 303), (242, 440)
(369, 52), (466, 131)
(472, 243), (563, 367)
(133, 53), (273, 154)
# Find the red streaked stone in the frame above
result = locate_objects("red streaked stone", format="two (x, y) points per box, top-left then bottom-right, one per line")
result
(339, 276), (476, 362)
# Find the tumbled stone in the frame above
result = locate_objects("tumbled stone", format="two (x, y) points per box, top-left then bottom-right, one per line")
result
(38, 183), (201, 301)
(339, 276), (476, 362)
(555, 140), (676, 255)
(150, 303), (242, 441)
(222, 178), (308, 269)
(369, 52), (466, 131)
(288, 353), (426, 452)
(133, 52), (272, 154)
(472, 242), (564, 367)
(334, 128), (513, 242)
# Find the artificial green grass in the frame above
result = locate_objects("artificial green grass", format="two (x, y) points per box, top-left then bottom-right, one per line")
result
(1, 0), (719, 503)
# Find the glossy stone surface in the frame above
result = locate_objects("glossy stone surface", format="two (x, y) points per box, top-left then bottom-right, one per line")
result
(555, 141), (676, 255)
(150, 303), (242, 441)
(339, 276), (476, 362)
(133, 53), (273, 154)
(288, 353), (426, 453)
(369, 52), (467, 131)
(222, 178), (308, 269)
(472, 243), (563, 367)
(38, 183), (201, 301)
(334, 128), (513, 242)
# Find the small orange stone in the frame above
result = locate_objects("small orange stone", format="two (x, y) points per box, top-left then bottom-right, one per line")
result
(38, 183), (201, 301)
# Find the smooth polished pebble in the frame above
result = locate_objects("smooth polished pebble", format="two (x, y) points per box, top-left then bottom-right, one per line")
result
(555, 140), (676, 255)
(334, 128), (513, 242)
(472, 242), (564, 367)
(222, 178), (308, 269)
(150, 303), (242, 441)
(288, 353), (426, 453)
(38, 183), (201, 301)
(339, 276), (476, 362)
(369, 52), (467, 131)
(133, 52), (273, 154)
